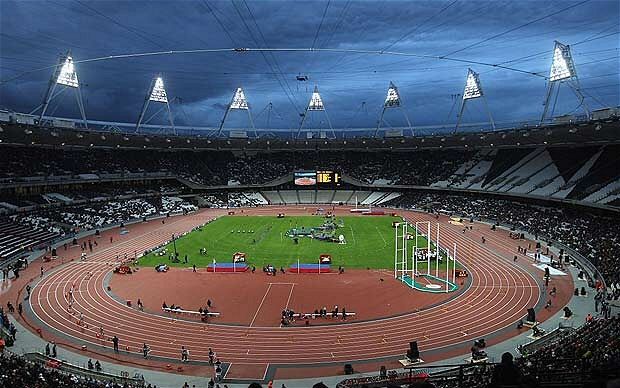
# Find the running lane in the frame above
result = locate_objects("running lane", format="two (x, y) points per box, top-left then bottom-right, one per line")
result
(24, 207), (546, 367)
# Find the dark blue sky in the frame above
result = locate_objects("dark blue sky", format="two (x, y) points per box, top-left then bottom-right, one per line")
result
(0, 0), (618, 131)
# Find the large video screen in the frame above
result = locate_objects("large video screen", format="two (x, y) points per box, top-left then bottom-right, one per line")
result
(294, 171), (341, 186)
(294, 171), (317, 186)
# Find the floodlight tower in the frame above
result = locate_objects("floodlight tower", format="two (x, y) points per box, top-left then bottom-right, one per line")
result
(374, 82), (413, 138)
(297, 86), (335, 139)
(135, 74), (175, 134)
(454, 68), (495, 133)
(216, 87), (257, 138)
(540, 41), (590, 124)
(35, 51), (88, 128)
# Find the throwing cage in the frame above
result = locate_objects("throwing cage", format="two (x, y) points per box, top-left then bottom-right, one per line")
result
(395, 220), (459, 293)
(394, 222), (408, 279)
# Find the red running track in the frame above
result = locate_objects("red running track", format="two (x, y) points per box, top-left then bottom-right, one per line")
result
(21, 206), (557, 376)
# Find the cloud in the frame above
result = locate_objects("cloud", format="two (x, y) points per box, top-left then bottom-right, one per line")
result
(0, 0), (618, 130)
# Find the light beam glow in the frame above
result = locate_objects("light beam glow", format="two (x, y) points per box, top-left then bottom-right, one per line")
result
(462, 68), (483, 100)
(308, 86), (325, 111)
(230, 87), (249, 110)
(149, 77), (168, 103)
(56, 56), (79, 88)
(384, 82), (401, 107)
(549, 41), (575, 82)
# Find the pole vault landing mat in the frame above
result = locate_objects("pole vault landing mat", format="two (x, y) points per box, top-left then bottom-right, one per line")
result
(207, 262), (248, 272)
(288, 263), (331, 273)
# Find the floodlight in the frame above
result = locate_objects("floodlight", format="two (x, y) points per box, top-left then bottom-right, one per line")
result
(136, 75), (175, 134)
(455, 68), (495, 132)
(384, 82), (401, 107)
(549, 41), (575, 82)
(230, 87), (249, 110)
(56, 56), (79, 88)
(297, 85), (334, 139)
(374, 81), (413, 138)
(462, 69), (483, 100)
(217, 87), (256, 137)
(540, 41), (589, 123)
(308, 86), (325, 111)
(149, 77), (168, 103)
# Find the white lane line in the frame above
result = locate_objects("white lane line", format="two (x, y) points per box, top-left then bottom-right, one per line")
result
(349, 226), (356, 245)
(471, 285), (538, 288)
(284, 284), (295, 308)
(375, 226), (387, 247)
(249, 283), (272, 328)
(280, 284), (296, 328)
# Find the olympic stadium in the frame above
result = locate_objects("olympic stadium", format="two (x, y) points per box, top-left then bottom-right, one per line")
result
(0, 1), (619, 388)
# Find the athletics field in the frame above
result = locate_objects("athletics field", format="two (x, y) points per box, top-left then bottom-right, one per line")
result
(138, 215), (451, 270)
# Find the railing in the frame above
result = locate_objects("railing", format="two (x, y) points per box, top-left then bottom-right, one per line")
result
(22, 351), (146, 387)
(337, 358), (609, 388)
(516, 326), (574, 355)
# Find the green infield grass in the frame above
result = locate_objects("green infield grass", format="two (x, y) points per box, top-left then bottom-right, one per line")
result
(137, 215), (459, 270)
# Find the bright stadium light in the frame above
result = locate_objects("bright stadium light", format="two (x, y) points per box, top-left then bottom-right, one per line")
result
(136, 74), (175, 134)
(230, 87), (249, 110)
(540, 40), (589, 123)
(455, 68), (494, 132)
(298, 85), (334, 139)
(35, 52), (87, 128)
(375, 81), (413, 138)
(462, 68), (483, 100)
(149, 77), (168, 103)
(308, 86), (325, 111)
(56, 56), (79, 88)
(549, 41), (575, 82)
(217, 87), (256, 138)
(384, 82), (401, 107)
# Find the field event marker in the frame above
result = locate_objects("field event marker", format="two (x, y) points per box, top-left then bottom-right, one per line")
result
(249, 283), (272, 328)
(349, 225), (356, 244)
(280, 284), (296, 328)
(375, 226), (388, 246)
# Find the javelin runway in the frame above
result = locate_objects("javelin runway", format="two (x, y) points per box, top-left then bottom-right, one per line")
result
(18, 206), (562, 378)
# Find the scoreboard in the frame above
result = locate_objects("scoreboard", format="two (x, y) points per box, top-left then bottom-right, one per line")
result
(316, 171), (340, 185)
(294, 171), (341, 186)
